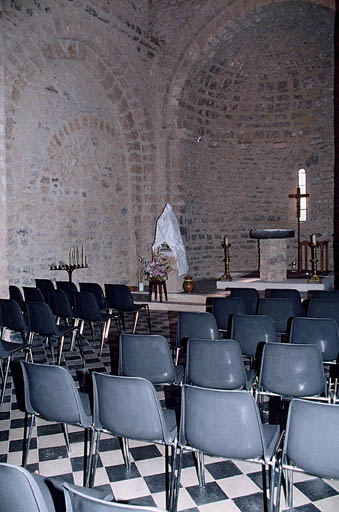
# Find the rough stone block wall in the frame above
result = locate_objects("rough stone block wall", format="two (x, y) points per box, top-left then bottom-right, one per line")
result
(1, 0), (160, 288)
(0, 0), (336, 289)
(154, 0), (335, 279)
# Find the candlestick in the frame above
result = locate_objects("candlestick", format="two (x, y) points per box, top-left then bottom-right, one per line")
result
(219, 241), (232, 281)
(308, 239), (322, 283)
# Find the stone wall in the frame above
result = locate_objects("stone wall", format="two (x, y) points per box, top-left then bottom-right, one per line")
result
(1, 0), (160, 288)
(154, 0), (335, 278)
(0, 0), (336, 289)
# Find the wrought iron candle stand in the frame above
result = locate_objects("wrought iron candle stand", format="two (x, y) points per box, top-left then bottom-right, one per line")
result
(307, 242), (322, 283)
(49, 263), (89, 282)
(219, 241), (232, 281)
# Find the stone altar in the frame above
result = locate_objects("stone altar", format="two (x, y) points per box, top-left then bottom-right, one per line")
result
(250, 228), (295, 282)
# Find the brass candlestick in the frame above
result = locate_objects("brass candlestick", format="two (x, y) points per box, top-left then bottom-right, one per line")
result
(307, 243), (322, 283)
(220, 242), (232, 281)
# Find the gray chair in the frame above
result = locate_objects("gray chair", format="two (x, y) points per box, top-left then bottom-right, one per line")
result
(26, 301), (79, 365)
(20, 361), (94, 486)
(228, 287), (260, 315)
(173, 386), (280, 512)
(211, 296), (247, 334)
(175, 311), (219, 364)
(9, 285), (25, 311)
(118, 333), (184, 386)
(75, 291), (121, 357)
(256, 342), (328, 415)
(0, 300), (33, 403)
(258, 297), (300, 336)
(0, 463), (113, 512)
(231, 314), (278, 369)
(79, 282), (108, 310)
(307, 299), (339, 329)
(63, 482), (165, 512)
(91, 373), (178, 511)
(23, 287), (46, 303)
(276, 399), (339, 510)
(290, 316), (339, 363)
(267, 288), (304, 317)
(185, 338), (254, 390)
(104, 284), (151, 334)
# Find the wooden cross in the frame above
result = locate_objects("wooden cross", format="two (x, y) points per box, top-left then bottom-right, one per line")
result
(289, 187), (310, 270)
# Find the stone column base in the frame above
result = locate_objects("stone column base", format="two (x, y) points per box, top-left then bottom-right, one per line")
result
(260, 238), (287, 282)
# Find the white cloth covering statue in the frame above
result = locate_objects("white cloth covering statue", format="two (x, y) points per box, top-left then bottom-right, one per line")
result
(152, 204), (189, 277)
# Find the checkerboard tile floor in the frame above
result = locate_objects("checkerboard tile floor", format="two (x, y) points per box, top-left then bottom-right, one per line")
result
(1, 310), (339, 511)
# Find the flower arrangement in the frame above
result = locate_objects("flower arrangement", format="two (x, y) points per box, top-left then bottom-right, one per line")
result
(138, 251), (171, 282)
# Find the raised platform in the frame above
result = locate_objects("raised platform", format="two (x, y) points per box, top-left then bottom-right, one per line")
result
(133, 281), (228, 312)
(133, 272), (335, 312)
(216, 270), (334, 294)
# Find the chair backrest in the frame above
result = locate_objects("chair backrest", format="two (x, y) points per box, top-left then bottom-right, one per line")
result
(118, 334), (176, 385)
(92, 373), (174, 443)
(23, 287), (45, 303)
(290, 316), (339, 362)
(258, 342), (326, 398)
(0, 299), (5, 329)
(75, 291), (102, 322)
(56, 281), (78, 309)
(231, 314), (278, 357)
(258, 297), (298, 334)
(180, 385), (266, 460)
(21, 361), (91, 427)
(283, 398), (339, 480)
(267, 288), (304, 317)
(35, 279), (55, 301)
(307, 299), (339, 328)
(26, 301), (58, 337)
(49, 289), (74, 319)
(211, 297), (247, 331)
(1, 298), (30, 334)
(63, 483), (165, 511)
(104, 284), (136, 311)
(79, 282), (107, 309)
(9, 285), (25, 310)
(311, 290), (339, 301)
(0, 463), (50, 512)
(228, 288), (259, 315)
(176, 311), (219, 349)
(185, 338), (247, 389)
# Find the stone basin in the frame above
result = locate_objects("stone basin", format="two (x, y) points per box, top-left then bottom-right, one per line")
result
(250, 228), (295, 239)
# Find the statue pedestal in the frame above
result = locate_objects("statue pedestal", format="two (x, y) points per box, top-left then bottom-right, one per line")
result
(160, 248), (184, 293)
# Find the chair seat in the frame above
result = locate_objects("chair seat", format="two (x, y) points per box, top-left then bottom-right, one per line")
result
(262, 423), (281, 462)
(162, 408), (177, 443)
(174, 365), (185, 385)
(0, 341), (28, 358)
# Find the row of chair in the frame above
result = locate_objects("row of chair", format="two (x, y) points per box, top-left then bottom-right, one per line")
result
(15, 280), (151, 334)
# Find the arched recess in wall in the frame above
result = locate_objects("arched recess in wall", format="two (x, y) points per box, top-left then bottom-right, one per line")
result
(5, 13), (150, 285)
(161, 0), (335, 279)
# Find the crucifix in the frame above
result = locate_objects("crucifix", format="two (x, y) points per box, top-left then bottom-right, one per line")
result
(289, 186), (310, 270)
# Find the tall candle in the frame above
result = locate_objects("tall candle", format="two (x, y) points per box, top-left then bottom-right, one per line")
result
(311, 233), (316, 245)
(225, 236), (229, 246)
(81, 244), (84, 266)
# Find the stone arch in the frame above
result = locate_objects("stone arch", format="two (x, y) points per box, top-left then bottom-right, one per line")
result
(161, 0), (334, 131)
(4, 9), (155, 282)
(158, 0), (334, 277)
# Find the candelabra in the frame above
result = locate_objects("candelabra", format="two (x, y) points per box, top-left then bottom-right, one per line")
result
(219, 239), (232, 281)
(307, 242), (322, 283)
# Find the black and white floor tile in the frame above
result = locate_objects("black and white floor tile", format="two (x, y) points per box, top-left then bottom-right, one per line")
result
(0, 309), (339, 511)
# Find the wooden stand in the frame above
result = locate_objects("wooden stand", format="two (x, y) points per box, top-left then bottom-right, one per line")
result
(299, 241), (329, 272)
(148, 280), (168, 302)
